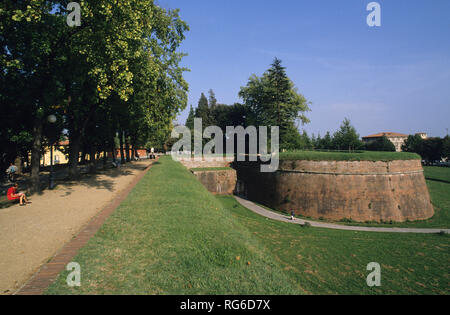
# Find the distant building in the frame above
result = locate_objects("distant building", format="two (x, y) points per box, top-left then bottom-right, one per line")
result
(362, 132), (408, 152)
(416, 132), (428, 140)
(38, 140), (69, 167)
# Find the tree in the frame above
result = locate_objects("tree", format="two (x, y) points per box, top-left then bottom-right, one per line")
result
(402, 135), (443, 161)
(185, 105), (195, 130)
(402, 134), (424, 154)
(0, 1), (189, 189)
(195, 93), (211, 126)
(319, 132), (334, 150)
(280, 123), (304, 151)
(364, 136), (396, 152)
(239, 58), (310, 151)
(443, 136), (450, 160)
(332, 118), (363, 151)
(208, 89), (217, 109)
(421, 138), (443, 162)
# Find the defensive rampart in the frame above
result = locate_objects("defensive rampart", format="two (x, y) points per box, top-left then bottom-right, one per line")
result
(234, 159), (434, 222)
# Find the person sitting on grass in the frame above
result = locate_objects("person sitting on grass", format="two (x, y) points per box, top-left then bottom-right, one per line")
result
(7, 183), (30, 206)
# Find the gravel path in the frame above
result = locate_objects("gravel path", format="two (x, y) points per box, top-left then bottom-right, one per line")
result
(234, 196), (449, 234)
(0, 160), (151, 295)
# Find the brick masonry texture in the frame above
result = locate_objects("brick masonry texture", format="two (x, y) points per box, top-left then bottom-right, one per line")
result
(235, 160), (434, 223)
(192, 169), (237, 195)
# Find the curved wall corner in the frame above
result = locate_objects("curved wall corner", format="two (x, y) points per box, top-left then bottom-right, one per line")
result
(235, 159), (434, 223)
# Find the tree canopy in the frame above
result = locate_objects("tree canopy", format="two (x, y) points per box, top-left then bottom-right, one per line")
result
(0, 1), (189, 190)
(238, 58), (311, 150)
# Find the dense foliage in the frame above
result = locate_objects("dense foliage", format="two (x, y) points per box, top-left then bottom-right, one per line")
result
(402, 135), (450, 162)
(0, 1), (189, 190)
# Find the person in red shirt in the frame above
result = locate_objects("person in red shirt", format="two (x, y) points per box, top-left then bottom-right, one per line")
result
(7, 183), (30, 206)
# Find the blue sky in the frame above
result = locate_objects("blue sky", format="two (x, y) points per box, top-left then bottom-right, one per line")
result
(160, 0), (450, 138)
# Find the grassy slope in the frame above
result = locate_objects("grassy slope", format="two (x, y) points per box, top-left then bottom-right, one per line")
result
(45, 158), (449, 295)
(219, 196), (449, 295)
(279, 150), (421, 161)
(45, 157), (301, 295)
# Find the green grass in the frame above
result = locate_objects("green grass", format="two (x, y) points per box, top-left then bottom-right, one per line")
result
(279, 150), (421, 162)
(45, 157), (449, 295)
(424, 166), (450, 183)
(45, 156), (302, 295)
(0, 195), (11, 209)
(218, 196), (449, 295)
(191, 167), (233, 172)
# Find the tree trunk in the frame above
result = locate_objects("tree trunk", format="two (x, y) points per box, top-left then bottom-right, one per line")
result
(111, 137), (117, 163)
(88, 145), (96, 174)
(130, 140), (136, 160)
(103, 147), (108, 168)
(68, 133), (81, 179)
(125, 132), (131, 163)
(30, 117), (43, 193)
(119, 131), (125, 164)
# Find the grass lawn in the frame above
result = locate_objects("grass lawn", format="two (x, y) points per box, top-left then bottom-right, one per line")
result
(45, 156), (301, 295)
(45, 157), (449, 295)
(218, 196), (449, 295)
(279, 150), (421, 162)
(0, 195), (10, 209)
(424, 166), (450, 183)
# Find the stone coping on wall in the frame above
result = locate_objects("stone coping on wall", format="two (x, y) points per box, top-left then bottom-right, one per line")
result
(237, 159), (424, 175)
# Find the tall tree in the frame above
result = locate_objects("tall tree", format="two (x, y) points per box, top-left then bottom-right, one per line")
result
(208, 89), (218, 109)
(320, 132), (334, 150)
(239, 58), (311, 150)
(364, 136), (396, 152)
(0, 1), (189, 189)
(332, 118), (363, 151)
(195, 93), (211, 126)
(442, 136), (450, 160)
(402, 134), (424, 154)
(185, 105), (195, 130)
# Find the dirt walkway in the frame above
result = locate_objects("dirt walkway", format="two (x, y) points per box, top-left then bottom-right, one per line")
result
(0, 160), (152, 295)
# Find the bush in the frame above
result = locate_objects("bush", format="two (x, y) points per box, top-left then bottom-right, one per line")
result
(364, 136), (396, 152)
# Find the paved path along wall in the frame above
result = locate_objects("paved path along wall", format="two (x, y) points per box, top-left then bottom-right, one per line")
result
(235, 159), (434, 223)
(235, 196), (447, 234)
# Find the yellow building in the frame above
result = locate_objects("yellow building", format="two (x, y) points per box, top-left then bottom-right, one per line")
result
(39, 141), (69, 166)
(362, 132), (409, 152)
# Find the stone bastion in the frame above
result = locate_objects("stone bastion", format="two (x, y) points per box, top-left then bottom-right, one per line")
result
(234, 159), (434, 223)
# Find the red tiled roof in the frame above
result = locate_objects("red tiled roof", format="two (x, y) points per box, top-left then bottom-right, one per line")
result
(362, 132), (408, 139)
